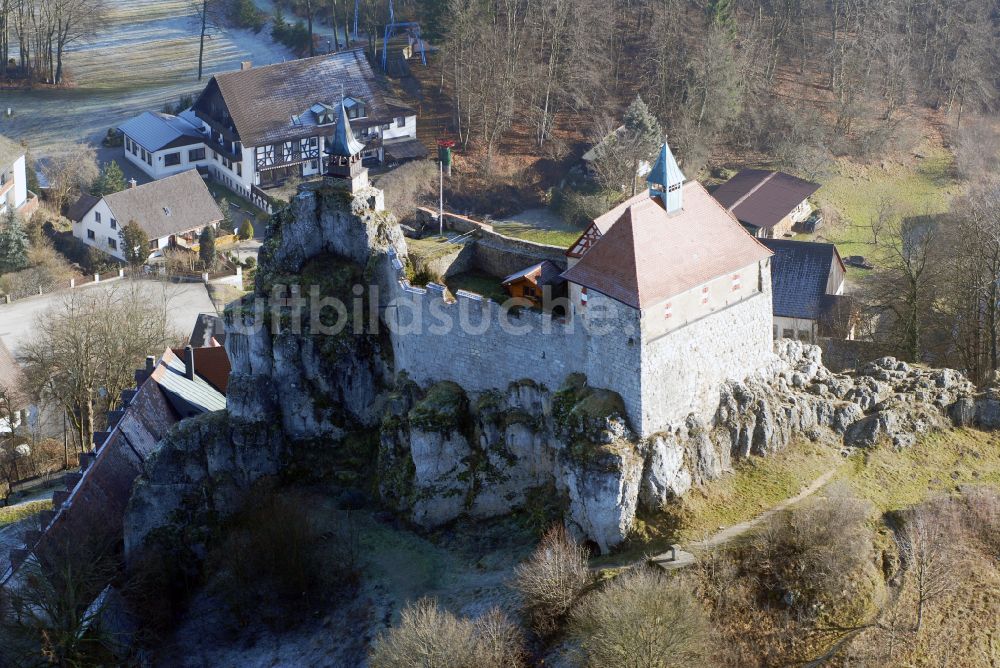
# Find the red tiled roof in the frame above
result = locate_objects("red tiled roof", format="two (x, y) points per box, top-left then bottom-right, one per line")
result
(562, 183), (773, 309)
(711, 169), (820, 230)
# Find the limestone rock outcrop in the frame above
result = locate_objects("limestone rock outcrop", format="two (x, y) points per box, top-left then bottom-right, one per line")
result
(125, 181), (989, 562)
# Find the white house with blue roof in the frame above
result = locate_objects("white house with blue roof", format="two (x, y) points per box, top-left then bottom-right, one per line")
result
(119, 111), (208, 181)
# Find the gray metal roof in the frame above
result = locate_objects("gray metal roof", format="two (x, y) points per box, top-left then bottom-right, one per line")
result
(118, 111), (204, 152)
(326, 98), (366, 157)
(155, 350), (226, 415)
(761, 238), (840, 320)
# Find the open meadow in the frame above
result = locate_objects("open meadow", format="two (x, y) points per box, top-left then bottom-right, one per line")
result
(0, 0), (293, 156)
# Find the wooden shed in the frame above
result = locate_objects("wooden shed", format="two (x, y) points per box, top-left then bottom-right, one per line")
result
(502, 260), (566, 307)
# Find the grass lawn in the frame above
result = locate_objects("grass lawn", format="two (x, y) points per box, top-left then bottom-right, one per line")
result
(0, 499), (52, 528)
(802, 142), (962, 278)
(838, 427), (1000, 512)
(605, 426), (1000, 562)
(445, 270), (509, 303)
(492, 223), (581, 249)
(406, 236), (462, 269)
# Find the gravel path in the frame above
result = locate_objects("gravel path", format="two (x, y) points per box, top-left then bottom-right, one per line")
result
(651, 467), (841, 570)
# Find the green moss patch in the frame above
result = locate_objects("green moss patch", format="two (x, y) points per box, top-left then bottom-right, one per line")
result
(408, 381), (469, 434)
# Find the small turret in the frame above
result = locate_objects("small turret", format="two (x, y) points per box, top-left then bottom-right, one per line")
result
(647, 139), (685, 213)
(324, 95), (369, 192)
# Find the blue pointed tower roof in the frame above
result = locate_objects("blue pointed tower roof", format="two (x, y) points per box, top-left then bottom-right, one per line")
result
(326, 97), (366, 158)
(647, 140), (685, 189)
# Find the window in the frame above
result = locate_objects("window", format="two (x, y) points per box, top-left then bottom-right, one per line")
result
(782, 328), (794, 339)
(310, 160), (318, 170)
(189, 147), (206, 161)
(381, 123), (391, 131)
(236, 162), (242, 177)
(87, 229), (95, 240)
(107, 237), (117, 250)
(95, 211), (101, 223)
(149, 239), (159, 251)
(164, 152), (181, 167)
(146, 152), (152, 166)
(396, 116), (405, 127)
(110, 219), (117, 230)
(797, 330), (811, 342)
(213, 151), (218, 161)
(523, 286), (537, 298)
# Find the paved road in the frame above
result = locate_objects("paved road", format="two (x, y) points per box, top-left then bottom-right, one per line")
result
(0, 279), (217, 356)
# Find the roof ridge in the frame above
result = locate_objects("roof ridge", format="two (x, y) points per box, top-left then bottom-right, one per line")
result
(726, 171), (777, 212)
(691, 180), (774, 257)
(215, 48), (366, 80)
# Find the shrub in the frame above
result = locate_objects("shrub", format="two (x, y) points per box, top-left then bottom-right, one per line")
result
(962, 485), (1000, 557)
(229, 0), (266, 31)
(512, 525), (591, 636)
(744, 485), (872, 614)
(569, 568), (712, 668)
(369, 599), (524, 668)
(238, 219), (254, 240)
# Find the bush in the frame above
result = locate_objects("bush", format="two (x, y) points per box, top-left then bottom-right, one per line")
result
(962, 485), (1000, 556)
(512, 525), (591, 636)
(550, 187), (614, 226)
(238, 219), (254, 240)
(369, 599), (524, 668)
(229, 0), (266, 32)
(570, 568), (712, 667)
(206, 490), (359, 629)
(744, 486), (872, 614)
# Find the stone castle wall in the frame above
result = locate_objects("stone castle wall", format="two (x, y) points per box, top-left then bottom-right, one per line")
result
(640, 288), (776, 435)
(387, 260), (588, 396)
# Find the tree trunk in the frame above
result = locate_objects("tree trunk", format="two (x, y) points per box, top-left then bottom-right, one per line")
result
(198, 0), (207, 80)
(329, 0), (340, 49)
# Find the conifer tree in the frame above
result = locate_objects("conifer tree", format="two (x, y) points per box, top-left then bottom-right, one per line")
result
(0, 210), (30, 274)
(199, 225), (216, 270)
(91, 161), (127, 196)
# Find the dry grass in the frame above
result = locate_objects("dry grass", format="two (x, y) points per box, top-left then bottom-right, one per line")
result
(0, 500), (52, 528)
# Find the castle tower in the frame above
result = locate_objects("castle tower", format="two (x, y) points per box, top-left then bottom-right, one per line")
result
(647, 139), (685, 213)
(325, 95), (369, 193)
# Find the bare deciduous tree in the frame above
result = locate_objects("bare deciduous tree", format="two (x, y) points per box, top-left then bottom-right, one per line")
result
(41, 143), (99, 214)
(900, 499), (961, 631)
(20, 282), (176, 452)
(511, 524), (591, 636)
(570, 567), (712, 668)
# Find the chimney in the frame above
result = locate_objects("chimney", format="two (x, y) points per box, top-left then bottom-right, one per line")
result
(240, 61), (252, 71)
(184, 345), (195, 381)
(128, 178), (137, 189)
(145, 356), (155, 373)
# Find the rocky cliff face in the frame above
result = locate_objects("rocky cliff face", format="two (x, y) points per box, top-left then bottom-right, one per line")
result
(125, 183), (986, 562)
(375, 341), (979, 552)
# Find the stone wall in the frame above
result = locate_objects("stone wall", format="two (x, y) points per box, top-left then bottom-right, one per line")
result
(641, 284), (776, 436)
(387, 267), (588, 395)
(817, 337), (889, 372)
(469, 230), (568, 278)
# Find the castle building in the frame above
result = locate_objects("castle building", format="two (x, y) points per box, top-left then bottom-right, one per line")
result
(559, 142), (776, 436)
(389, 140), (776, 438)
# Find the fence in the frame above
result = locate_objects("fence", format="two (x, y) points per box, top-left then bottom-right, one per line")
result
(0, 264), (243, 305)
